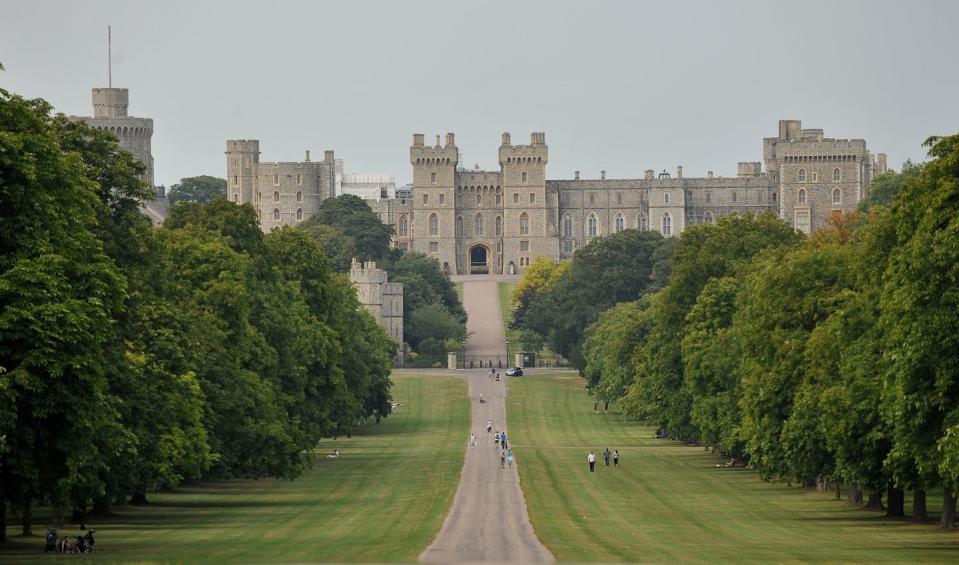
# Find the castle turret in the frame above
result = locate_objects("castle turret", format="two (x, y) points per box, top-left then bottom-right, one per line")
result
(499, 132), (556, 272)
(410, 132), (459, 267)
(226, 139), (260, 205)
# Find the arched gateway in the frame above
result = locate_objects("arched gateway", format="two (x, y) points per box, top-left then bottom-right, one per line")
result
(469, 244), (490, 274)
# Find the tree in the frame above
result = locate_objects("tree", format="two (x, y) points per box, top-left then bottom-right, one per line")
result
(858, 162), (921, 213)
(387, 252), (466, 358)
(168, 175), (227, 206)
(304, 195), (393, 262)
(299, 223), (357, 273)
(509, 257), (569, 328)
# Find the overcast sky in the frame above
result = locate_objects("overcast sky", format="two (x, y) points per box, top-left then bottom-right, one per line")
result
(3, 0), (958, 188)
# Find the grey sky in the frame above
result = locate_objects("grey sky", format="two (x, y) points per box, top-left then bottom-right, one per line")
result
(2, 0), (957, 188)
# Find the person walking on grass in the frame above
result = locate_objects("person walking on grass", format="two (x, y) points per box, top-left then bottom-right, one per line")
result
(501, 451), (506, 469)
(613, 449), (620, 467)
(588, 451), (596, 472)
(506, 448), (514, 468)
(604, 447), (611, 467)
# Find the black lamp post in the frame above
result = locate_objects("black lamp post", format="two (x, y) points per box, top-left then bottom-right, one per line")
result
(505, 339), (510, 367)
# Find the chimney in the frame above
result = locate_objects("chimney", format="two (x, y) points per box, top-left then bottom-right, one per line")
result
(324, 150), (334, 162)
(707, 171), (713, 179)
(501, 132), (511, 146)
(413, 133), (425, 147)
(446, 132), (455, 146)
(600, 170), (606, 180)
(644, 169), (654, 180)
(677, 166), (683, 179)
(574, 171), (580, 180)
(435, 134), (441, 147)
(305, 150), (311, 162)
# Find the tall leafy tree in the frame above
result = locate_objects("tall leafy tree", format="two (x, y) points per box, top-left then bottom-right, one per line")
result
(168, 175), (227, 206)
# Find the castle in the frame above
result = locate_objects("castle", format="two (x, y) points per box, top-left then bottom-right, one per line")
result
(349, 259), (404, 365)
(392, 120), (886, 275)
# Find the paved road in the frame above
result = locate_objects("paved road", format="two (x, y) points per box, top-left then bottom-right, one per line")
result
(419, 369), (554, 563)
(459, 279), (509, 362)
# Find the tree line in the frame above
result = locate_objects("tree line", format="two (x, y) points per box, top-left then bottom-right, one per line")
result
(516, 137), (959, 528)
(0, 88), (396, 538)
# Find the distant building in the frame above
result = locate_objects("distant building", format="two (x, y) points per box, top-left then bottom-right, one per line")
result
(349, 259), (404, 365)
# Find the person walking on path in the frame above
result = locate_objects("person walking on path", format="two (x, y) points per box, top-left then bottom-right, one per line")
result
(506, 448), (514, 468)
(500, 451), (506, 469)
(604, 448), (611, 467)
(501, 431), (508, 450)
(613, 449), (620, 467)
(470, 433), (476, 448)
(588, 451), (596, 472)
(487, 419), (493, 433)
(494, 431), (500, 448)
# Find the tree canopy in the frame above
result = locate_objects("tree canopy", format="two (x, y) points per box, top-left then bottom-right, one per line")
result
(167, 175), (227, 206)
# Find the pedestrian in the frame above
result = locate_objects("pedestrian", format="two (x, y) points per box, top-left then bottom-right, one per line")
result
(588, 451), (596, 472)
(470, 433), (476, 448)
(487, 419), (493, 433)
(494, 431), (500, 447)
(593, 401), (598, 413)
(500, 451), (506, 469)
(604, 447), (611, 467)
(613, 449), (619, 466)
(501, 431), (508, 450)
(506, 448), (514, 468)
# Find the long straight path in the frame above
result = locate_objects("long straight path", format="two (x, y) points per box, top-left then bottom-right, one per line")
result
(456, 278), (509, 362)
(419, 369), (553, 563)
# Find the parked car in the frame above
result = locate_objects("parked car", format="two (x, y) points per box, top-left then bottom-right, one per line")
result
(505, 367), (523, 377)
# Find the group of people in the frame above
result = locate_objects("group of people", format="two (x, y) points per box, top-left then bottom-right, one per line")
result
(587, 448), (620, 472)
(45, 526), (95, 554)
(475, 419), (514, 469)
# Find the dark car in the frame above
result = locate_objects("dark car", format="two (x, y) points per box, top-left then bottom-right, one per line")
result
(505, 367), (523, 377)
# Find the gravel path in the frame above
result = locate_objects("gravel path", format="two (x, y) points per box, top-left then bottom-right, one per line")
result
(420, 279), (553, 563)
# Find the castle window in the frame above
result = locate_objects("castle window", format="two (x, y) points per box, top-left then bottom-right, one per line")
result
(296, 208), (303, 221)
(638, 212), (648, 231)
(522, 171), (528, 184)
(759, 192), (764, 203)
(423, 194), (429, 205)
(661, 211), (672, 236)
(456, 216), (463, 237)
(587, 213), (598, 237)
(232, 158), (237, 167)
(274, 174), (279, 186)
(256, 209), (261, 220)
(798, 188), (807, 203)
(273, 208), (280, 221)
(431, 172), (437, 184)
(520, 212), (529, 235)
(296, 174), (302, 185)
(772, 192), (778, 202)
(795, 210), (810, 234)
(496, 194), (502, 205)
(439, 193), (445, 205)
(833, 168), (841, 182)
(273, 191), (280, 202)
(233, 176), (238, 187)
(615, 213), (625, 232)
(706, 192), (711, 203)
(381, 187), (388, 199)
(429, 241), (439, 253)
(255, 192), (261, 203)
(833, 188), (841, 205)
(520, 240), (529, 252)
(798, 169), (806, 182)
(529, 193), (535, 204)
(704, 211), (715, 225)
(664, 192), (671, 204)
(513, 193), (519, 204)
(812, 172), (818, 182)
(617, 193), (623, 205)
(399, 216), (409, 237)
(562, 240), (573, 253)
(296, 191), (303, 203)
(732, 191), (737, 203)
(589, 193), (595, 205)
(456, 194), (462, 204)
(562, 214), (573, 237)
(476, 194), (480, 205)
(495, 216), (502, 236)
(429, 214), (439, 236)
(475, 214), (484, 236)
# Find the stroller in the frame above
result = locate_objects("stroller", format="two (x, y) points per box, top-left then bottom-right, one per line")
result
(45, 529), (57, 553)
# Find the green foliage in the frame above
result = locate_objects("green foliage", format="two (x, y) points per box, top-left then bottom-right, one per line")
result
(167, 175), (226, 206)
(858, 161), (921, 212)
(298, 222), (356, 272)
(302, 194), (393, 263)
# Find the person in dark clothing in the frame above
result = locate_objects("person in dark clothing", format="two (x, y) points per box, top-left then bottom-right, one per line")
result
(603, 448), (611, 467)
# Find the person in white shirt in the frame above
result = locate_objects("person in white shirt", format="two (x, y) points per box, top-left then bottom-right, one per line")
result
(588, 451), (596, 472)
(470, 433), (476, 448)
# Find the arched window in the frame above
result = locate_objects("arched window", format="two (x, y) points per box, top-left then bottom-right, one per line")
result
(296, 208), (303, 220)
(615, 213), (625, 232)
(477, 194), (482, 206)
(399, 215), (409, 237)
(832, 188), (841, 205)
(798, 188), (807, 203)
(519, 213), (529, 235)
(798, 169), (806, 182)
(732, 191), (737, 203)
(664, 192), (671, 204)
(587, 213), (598, 237)
(429, 213), (439, 236)
(475, 214), (484, 236)
(296, 191), (302, 203)
(273, 208), (280, 221)
(562, 214), (573, 237)
(833, 168), (841, 181)
(638, 212), (649, 231)
(456, 216), (463, 237)
(661, 211), (672, 236)
(704, 211), (715, 224)
(273, 191), (280, 202)
(495, 216), (502, 236)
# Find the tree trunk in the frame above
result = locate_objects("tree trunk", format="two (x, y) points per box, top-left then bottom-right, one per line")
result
(835, 482), (841, 500)
(848, 483), (863, 505)
(865, 490), (883, 510)
(911, 488), (927, 523)
(941, 489), (957, 529)
(129, 489), (148, 505)
(0, 497), (6, 542)
(886, 484), (905, 517)
(21, 500), (32, 536)
(92, 496), (110, 516)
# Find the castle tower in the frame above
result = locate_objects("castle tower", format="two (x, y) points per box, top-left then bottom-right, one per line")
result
(225, 140), (260, 205)
(72, 88), (155, 189)
(499, 132), (556, 274)
(410, 133), (458, 270)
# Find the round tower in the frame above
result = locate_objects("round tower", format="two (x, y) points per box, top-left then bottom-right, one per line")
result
(226, 140), (260, 205)
(92, 88), (129, 118)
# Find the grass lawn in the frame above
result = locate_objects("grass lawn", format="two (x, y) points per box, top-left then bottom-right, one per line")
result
(0, 374), (468, 564)
(507, 372), (959, 563)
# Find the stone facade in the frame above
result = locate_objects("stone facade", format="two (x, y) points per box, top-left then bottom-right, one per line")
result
(349, 259), (404, 365)
(394, 120), (886, 275)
